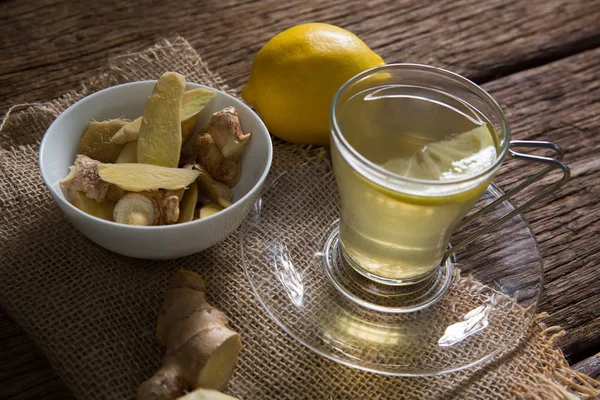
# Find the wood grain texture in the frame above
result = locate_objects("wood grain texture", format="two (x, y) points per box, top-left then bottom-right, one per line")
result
(482, 48), (600, 364)
(1, 0), (600, 111)
(573, 352), (600, 381)
(0, 309), (74, 400)
(1, 0), (599, 398)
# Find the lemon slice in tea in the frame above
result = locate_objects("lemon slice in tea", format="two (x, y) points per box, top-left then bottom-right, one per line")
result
(383, 125), (497, 181)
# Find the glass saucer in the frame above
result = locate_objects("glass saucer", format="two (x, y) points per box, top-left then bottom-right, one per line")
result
(240, 160), (542, 376)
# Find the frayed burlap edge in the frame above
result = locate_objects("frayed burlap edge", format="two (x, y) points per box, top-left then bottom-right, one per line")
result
(457, 271), (600, 399)
(0, 36), (233, 140)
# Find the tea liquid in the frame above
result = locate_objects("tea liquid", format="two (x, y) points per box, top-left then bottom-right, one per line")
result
(332, 85), (499, 281)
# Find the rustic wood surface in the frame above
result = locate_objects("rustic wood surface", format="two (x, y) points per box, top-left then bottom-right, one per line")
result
(1, 0), (599, 398)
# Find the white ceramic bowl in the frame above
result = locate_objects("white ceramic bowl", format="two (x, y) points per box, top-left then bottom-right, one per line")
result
(39, 81), (272, 259)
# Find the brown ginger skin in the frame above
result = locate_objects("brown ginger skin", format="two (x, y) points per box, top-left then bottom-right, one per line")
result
(193, 107), (252, 188)
(207, 107), (251, 160)
(193, 131), (237, 184)
(138, 270), (241, 400)
(59, 154), (110, 201)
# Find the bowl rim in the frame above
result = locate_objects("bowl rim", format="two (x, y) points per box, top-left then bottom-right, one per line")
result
(39, 80), (273, 230)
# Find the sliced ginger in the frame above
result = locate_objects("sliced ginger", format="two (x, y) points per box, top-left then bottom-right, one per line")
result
(207, 107), (251, 159)
(111, 88), (216, 144)
(177, 388), (239, 400)
(61, 73), (250, 226)
(112, 118), (142, 144)
(97, 163), (200, 192)
(137, 72), (186, 168)
(116, 141), (138, 163)
(68, 190), (115, 220)
(181, 88), (217, 121)
(192, 164), (232, 208)
(138, 269), (241, 400)
(194, 107), (251, 188)
(60, 155), (111, 201)
(178, 181), (199, 223)
(114, 190), (184, 226)
(181, 115), (198, 146)
(194, 132), (237, 185)
(114, 194), (154, 226)
(78, 119), (129, 163)
(198, 203), (224, 220)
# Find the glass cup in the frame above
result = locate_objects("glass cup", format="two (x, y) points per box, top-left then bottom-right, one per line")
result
(330, 64), (510, 285)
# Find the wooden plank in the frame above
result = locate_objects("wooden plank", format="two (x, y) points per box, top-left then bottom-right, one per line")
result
(1, 0), (600, 111)
(0, 310), (73, 400)
(572, 353), (600, 381)
(481, 47), (600, 361)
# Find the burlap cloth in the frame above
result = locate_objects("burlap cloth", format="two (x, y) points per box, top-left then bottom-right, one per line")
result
(0, 37), (598, 400)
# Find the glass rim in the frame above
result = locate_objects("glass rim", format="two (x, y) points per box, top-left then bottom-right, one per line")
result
(330, 63), (511, 187)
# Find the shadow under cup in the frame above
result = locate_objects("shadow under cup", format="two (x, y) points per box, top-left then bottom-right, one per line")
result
(330, 64), (510, 286)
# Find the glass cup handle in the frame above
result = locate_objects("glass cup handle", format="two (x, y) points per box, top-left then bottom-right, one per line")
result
(445, 140), (570, 259)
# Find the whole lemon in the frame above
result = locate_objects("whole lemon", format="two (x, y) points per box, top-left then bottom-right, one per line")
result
(242, 23), (384, 145)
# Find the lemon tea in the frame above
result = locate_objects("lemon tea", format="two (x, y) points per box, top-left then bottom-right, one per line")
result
(331, 77), (502, 282)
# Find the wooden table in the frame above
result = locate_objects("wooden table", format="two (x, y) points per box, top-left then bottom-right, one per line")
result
(1, 0), (599, 398)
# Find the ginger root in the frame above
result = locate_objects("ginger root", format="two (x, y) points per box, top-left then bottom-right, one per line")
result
(177, 389), (239, 400)
(181, 116), (198, 146)
(114, 190), (184, 226)
(178, 182), (199, 223)
(193, 107), (251, 188)
(78, 119), (129, 162)
(207, 107), (251, 160)
(138, 270), (241, 400)
(116, 141), (138, 163)
(197, 203), (223, 220)
(111, 88), (216, 144)
(191, 164), (232, 208)
(137, 72), (186, 168)
(97, 163), (200, 192)
(60, 155), (110, 201)
(68, 190), (114, 220)
(111, 118), (142, 144)
(194, 132), (237, 184)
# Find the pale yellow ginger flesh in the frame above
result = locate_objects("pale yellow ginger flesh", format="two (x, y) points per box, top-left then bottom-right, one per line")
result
(181, 116), (198, 146)
(111, 88), (216, 144)
(178, 182), (198, 223)
(68, 190), (114, 220)
(97, 163), (200, 192)
(137, 72), (186, 168)
(177, 388), (239, 400)
(112, 118), (142, 144)
(207, 107), (251, 159)
(191, 164), (232, 208)
(114, 194), (154, 226)
(116, 141), (138, 163)
(78, 119), (129, 162)
(114, 191), (185, 226)
(138, 269), (241, 400)
(198, 203), (223, 220)
(60, 155), (110, 201)
(180, 89), (217, 121)
(128, 211), (150, 226)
